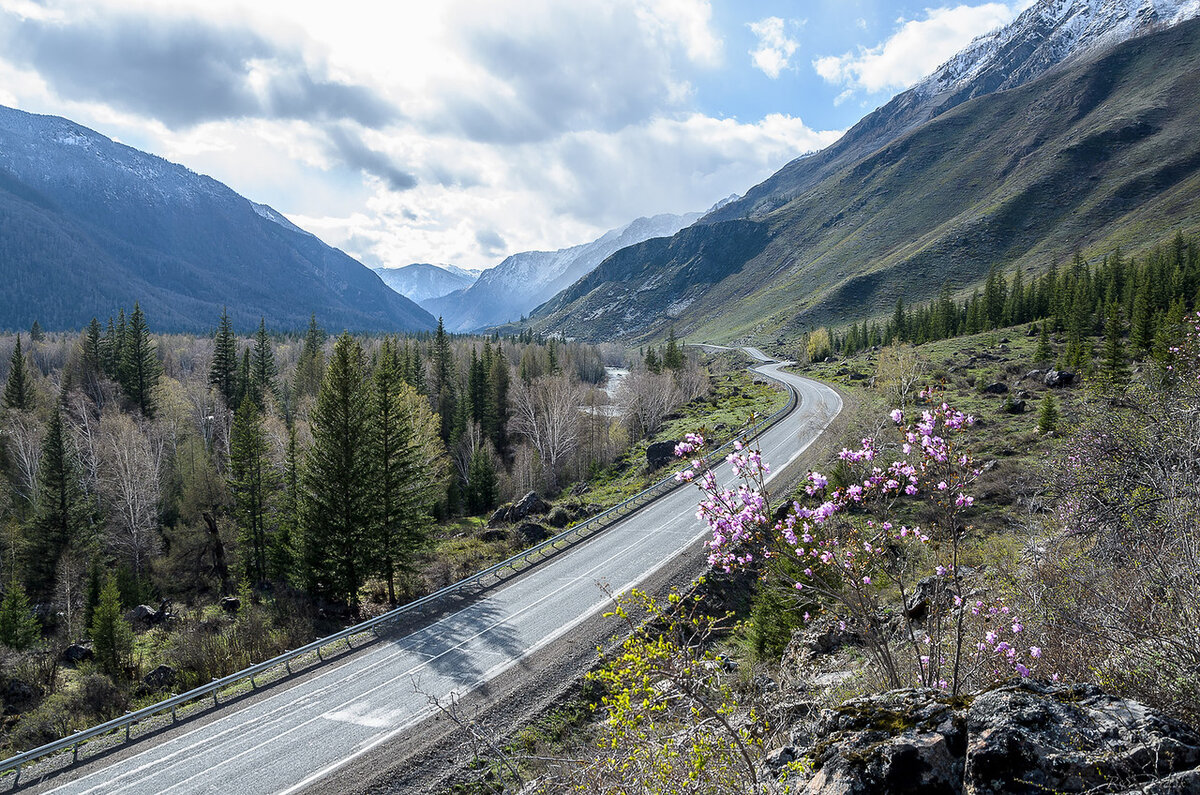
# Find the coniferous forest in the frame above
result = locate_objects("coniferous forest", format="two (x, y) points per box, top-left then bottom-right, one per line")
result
(0, 309), (709, 751)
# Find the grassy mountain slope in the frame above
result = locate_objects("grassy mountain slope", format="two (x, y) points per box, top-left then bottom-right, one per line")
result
(532, 18), (1200, 343)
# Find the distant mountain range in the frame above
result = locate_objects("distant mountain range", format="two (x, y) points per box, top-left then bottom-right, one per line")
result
(373, 263), (482, 304)
(0, 105), (435, 333)
(424, 211), (703, 333)
(531, 0), (1200, 342)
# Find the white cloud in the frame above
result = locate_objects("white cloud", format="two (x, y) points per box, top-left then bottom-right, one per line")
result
(0, 0), (850, 270)
(748, 16), (800, 79)
(813, 3), (1020, 94)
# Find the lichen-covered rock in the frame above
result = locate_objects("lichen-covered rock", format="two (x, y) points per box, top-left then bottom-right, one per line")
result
(487, 491), (551, 526)
(792, 681), (1200, 795)
(646, 440), (678, 471)
(964, 681), (1200, 794)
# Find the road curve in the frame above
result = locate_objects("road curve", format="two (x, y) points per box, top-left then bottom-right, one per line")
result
(37, 355), (841, 795)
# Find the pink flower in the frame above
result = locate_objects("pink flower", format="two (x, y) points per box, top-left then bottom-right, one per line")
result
(890, 409), (903, 424)
(1030, 646), (1042, 658)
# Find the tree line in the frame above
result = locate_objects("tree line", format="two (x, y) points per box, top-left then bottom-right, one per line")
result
(807, 231), (1200, 379)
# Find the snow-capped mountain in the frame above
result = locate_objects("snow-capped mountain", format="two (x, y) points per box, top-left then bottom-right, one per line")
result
(0, 104), (435, 332)
(920, 0), (1200, 100)
(373, 263), (481, 303)
(706, 0), (1200, 225)
(423, 211), (702, 332)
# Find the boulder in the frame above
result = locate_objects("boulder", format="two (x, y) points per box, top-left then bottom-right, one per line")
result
(783, 617), (862, 665)
(646, 440), (678, 471)
(125, 604), (158, 624)
(489, 492), (551, 526)
(515, 522), (552, 545)
(1044, 370), (1076, 388)
(981, 382), (1008, 395)
(1024, 369), (1043, 381)
(763, 744), (800, 776)
(479, 528), (507, 543)
(143, 664), (177, 690)
(904, 575), (948, 620)
(61, 643), (94, 665)
(220, 596), (241, 613)
(794, 681), (1200, 795)
(1004, 399), (1027, 415)
(964, 681), (1200, 794)
(1, 678), (39, 714)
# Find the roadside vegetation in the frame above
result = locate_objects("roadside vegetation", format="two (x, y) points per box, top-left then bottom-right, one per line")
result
(439, 236), (1200, 794)
(0, 308), (784, 756)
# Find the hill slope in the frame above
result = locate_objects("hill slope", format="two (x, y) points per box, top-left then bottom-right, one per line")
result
(533, 14), (1200, 343)
(0, 105), (435, 333)
(425, 212), (701, 333)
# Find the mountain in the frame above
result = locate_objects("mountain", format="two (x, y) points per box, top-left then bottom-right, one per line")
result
(0, 105), (435, 333)
(423, 212), (702, 333)
(532, 3), (1200, 343)
(708, 0), (1200, 226)
(373, 263), (480, 303)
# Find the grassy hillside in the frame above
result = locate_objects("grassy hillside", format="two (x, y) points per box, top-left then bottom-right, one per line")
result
(532, 18), (1200, 345)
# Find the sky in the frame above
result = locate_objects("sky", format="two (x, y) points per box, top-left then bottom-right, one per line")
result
(0, 0), (1035, 270)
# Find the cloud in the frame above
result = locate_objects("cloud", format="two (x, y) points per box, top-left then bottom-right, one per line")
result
(0, 7), (398, 128)
(325, 126), (416, 191)
(748, 17), (799, 79)
(813, 3), (1019, 94)
(474, 229), (507, 257)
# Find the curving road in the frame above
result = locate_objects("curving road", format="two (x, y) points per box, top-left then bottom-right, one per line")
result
(37, 355), (841, 795)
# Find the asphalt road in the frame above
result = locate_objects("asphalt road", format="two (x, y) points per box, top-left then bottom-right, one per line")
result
(39, 355), (841, 795)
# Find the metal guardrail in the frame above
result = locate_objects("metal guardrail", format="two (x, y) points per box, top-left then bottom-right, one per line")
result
(0, 357), (798, 785)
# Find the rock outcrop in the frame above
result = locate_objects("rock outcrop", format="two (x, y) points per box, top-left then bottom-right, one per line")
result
(782, 680), (1200, 794)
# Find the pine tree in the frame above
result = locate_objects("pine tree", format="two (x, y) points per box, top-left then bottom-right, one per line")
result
(229, 399), (274, 588)
(82, 318), (103, 375)
(645, 347), (662, 374)
(90, 573), (133, 678)
(0, 580), (40, 650)
(28, 321), (43, 343)
(3, 335), (31, 411)
(293, 314), (327, 400)
(368, 340), (442, 604)
(488, 344), (510, 452)
(209, 308), (238, 407)
(24, 410), (90, 601)
(1129, 284), (1153, 355)
(1037, 393), (1058, 435)
(663, 328), (684, 370)
(269, 427), (300, 585)
(465, 449), (498, 515)
(1101, 301), (1128, 383)
(234, 347), (252, 411)
(119, 303), (160, 416)
(101, 313), (124, 380)
(300, 333), (373, 607)
(250, 318), (278, 411)
(1034, 323), (1053, 363)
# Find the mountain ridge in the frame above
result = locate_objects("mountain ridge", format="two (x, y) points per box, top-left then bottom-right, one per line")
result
(0, 105), (435, 333)
(530, 11), (1200, 343)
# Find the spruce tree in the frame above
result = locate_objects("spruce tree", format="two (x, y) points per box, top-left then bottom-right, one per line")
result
(120, 303), (160, 416)
(209, 308), (238, 407)
(0, 580), (40, 650)
(1037, 393), (1058, 435)
(24, 410), (90, 601)
(229, 399), (274, 588)
(234, 347), (252, 410)
(368, 339), (441, 604)
(269, 427), (300, 585)
(29, 321), (43, 343)
(90, 573), (133, 678)
(1034, 323), (1053, 363)
(663, 328), (684, 370)
(465, 449), (498, 515)
(645, 347), (662, 374)
(293, 314), (326, 400)
(1102, 301), (1128, 383)
(82, 318), (103, 375)
(488, 345), (510, 452)
(250, 318), (278, 410)
(3, 335), (31, 411)
(300, 333), (373, 607)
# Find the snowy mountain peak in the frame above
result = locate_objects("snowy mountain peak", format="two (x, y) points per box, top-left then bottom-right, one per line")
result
(919, 0), (1200, 100)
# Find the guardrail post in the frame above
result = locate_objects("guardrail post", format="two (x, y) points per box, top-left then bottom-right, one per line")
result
(72, 742), (78, 763)
(250, 676), (256, 689)
(171, 706), (177, 723)
(285, 659), (293, 675)
(13, 764), (19, 786)
(213, 692), (219, 708)
(316, 646), (324, 662)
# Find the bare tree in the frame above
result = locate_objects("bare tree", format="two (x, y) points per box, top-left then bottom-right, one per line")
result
(618, 371), (679, 440)
(97, 409), (164, 580)
(509, 375), (583, 490)
(875, 344), (927, 409)
(2, 410), (44, 506)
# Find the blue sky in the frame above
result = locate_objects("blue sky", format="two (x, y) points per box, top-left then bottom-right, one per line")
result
(0, 0), (1031, 269)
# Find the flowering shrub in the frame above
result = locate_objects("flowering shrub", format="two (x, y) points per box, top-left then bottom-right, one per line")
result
(679, 392), (1044, 694)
